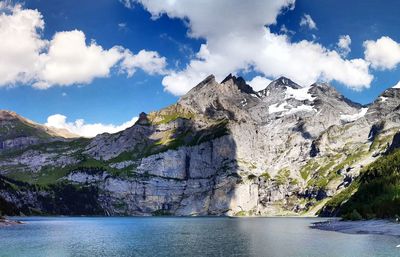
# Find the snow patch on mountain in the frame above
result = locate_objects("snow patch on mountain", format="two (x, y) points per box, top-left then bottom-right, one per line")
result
(285, 105), (316, 115)
(340, 108), (368, 122)
(269, 102), (288, 114)
(285, 87), (315, 102)
(393, 81), (400, 89)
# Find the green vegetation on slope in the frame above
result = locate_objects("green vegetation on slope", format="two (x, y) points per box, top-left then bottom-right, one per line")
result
(306, 148), (367, 191)
(147, 104), (195, 125)
(321, 149), (400, 219)
(0, 175), (104, 216)
(2, 110), (224, 186)
(274, 168), (298, 186)
(5, 154), (137, 186)
(110, 119), (229, 163)
(0, 118), (52, 141)
(0, 138), (95, 186)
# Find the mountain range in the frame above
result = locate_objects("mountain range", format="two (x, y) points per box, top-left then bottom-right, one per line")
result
(0, 74), (399, 218)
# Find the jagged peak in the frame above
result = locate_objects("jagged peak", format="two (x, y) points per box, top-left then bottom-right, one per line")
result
(266, 76), (301, 90)
(257, 76), (301, 97)
(183, 74), (217, 96)
(277, 76), (299, 86)
(201, 74), (216, 85)
(220, 73), (234, 84)
(308, 82), (336, 94)
(184, 74), (257, 98)
(374, 84), (400, 103)
(134, 112), (150, 126)
(221, 74), (256, 95)
(276, 76), (291, 84)
(308, 82), (363, 109)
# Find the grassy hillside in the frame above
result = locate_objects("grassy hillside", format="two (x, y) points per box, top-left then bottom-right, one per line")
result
(0, 118), (52, 141)
(0, 110), (78, 142)
(321, 149), (400, 219)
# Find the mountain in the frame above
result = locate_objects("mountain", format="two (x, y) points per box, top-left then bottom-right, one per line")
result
(0, 110), (78, 151)
(0, 75), (399, 217)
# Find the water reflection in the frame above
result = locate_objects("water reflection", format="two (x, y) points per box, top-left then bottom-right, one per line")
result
(0, 217), (398, 257)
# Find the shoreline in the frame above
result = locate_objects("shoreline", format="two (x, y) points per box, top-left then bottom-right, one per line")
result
(0, 217), (24, 226)
(312, 219), (400, 237)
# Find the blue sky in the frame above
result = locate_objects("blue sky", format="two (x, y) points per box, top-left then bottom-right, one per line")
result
(0, 0), (399, 136)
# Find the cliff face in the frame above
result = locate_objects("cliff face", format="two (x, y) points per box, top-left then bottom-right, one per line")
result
(0, 75), (399, 216)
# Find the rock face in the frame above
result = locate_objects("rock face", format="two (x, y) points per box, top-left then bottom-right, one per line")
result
(0, 75), (399, 216)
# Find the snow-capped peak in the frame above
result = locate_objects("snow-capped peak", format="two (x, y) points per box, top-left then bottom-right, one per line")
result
(285, 86), (315, 102)
(392, 81), (400, 89)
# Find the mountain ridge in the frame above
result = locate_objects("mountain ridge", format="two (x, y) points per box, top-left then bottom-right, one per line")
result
(0, 74), (399, 217)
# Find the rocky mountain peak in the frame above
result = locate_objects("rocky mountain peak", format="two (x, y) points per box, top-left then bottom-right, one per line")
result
(0, 110), (24, 121)
(257, 77), (301, 98)
(380, 86), (400, 99)
(0, 109), (78, 144)
(221, 74), (257, 95)
(308, 83), (361, 109)
(270, 76), (301, 89)
(184, 74), (216, 96)
(364, 85), (400, 122)
(135, 112), (150, 126)
(309, 82), (338, 96)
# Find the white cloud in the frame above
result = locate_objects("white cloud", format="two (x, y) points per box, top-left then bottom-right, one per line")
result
(337, 35), (351, 57)
(120, 49), (167, 77)
(0, 2), (167, 88)
(118, 22), (127, 29)
(300, 14), (317, 30)
(280, 24), (295, 36)
(0, 3), (45, 85)
(119, 0), (134, 9)
(248, 76), (272, 91)
(364, 36), (400, 70)
(131, 0), (373, 95)
(35, 30), (123, 89)
(45, 114), (138, 138)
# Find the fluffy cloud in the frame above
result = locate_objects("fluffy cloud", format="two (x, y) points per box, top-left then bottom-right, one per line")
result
(130, 0), (373, 95)
(45, 114), (138, 138)
(120, 49), (167, 77)
(248, 76), (272, 91)
(0, 2), (167, 88)
(35, 30), (123, 89)
(364, 36), (400, 70)
(300, 14), (317, 30)
(337, 35), (351, 57)
(0, 3), (45, 85)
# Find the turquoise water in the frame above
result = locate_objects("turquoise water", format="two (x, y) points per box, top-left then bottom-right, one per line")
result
(0, 217), (399, 257)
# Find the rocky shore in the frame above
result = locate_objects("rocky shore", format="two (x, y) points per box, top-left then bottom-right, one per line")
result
(0, 217), (24, 226)
(312, 219), (400, 237)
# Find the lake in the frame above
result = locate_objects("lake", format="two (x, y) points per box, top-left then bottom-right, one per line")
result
(0, 217), (399, 257)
